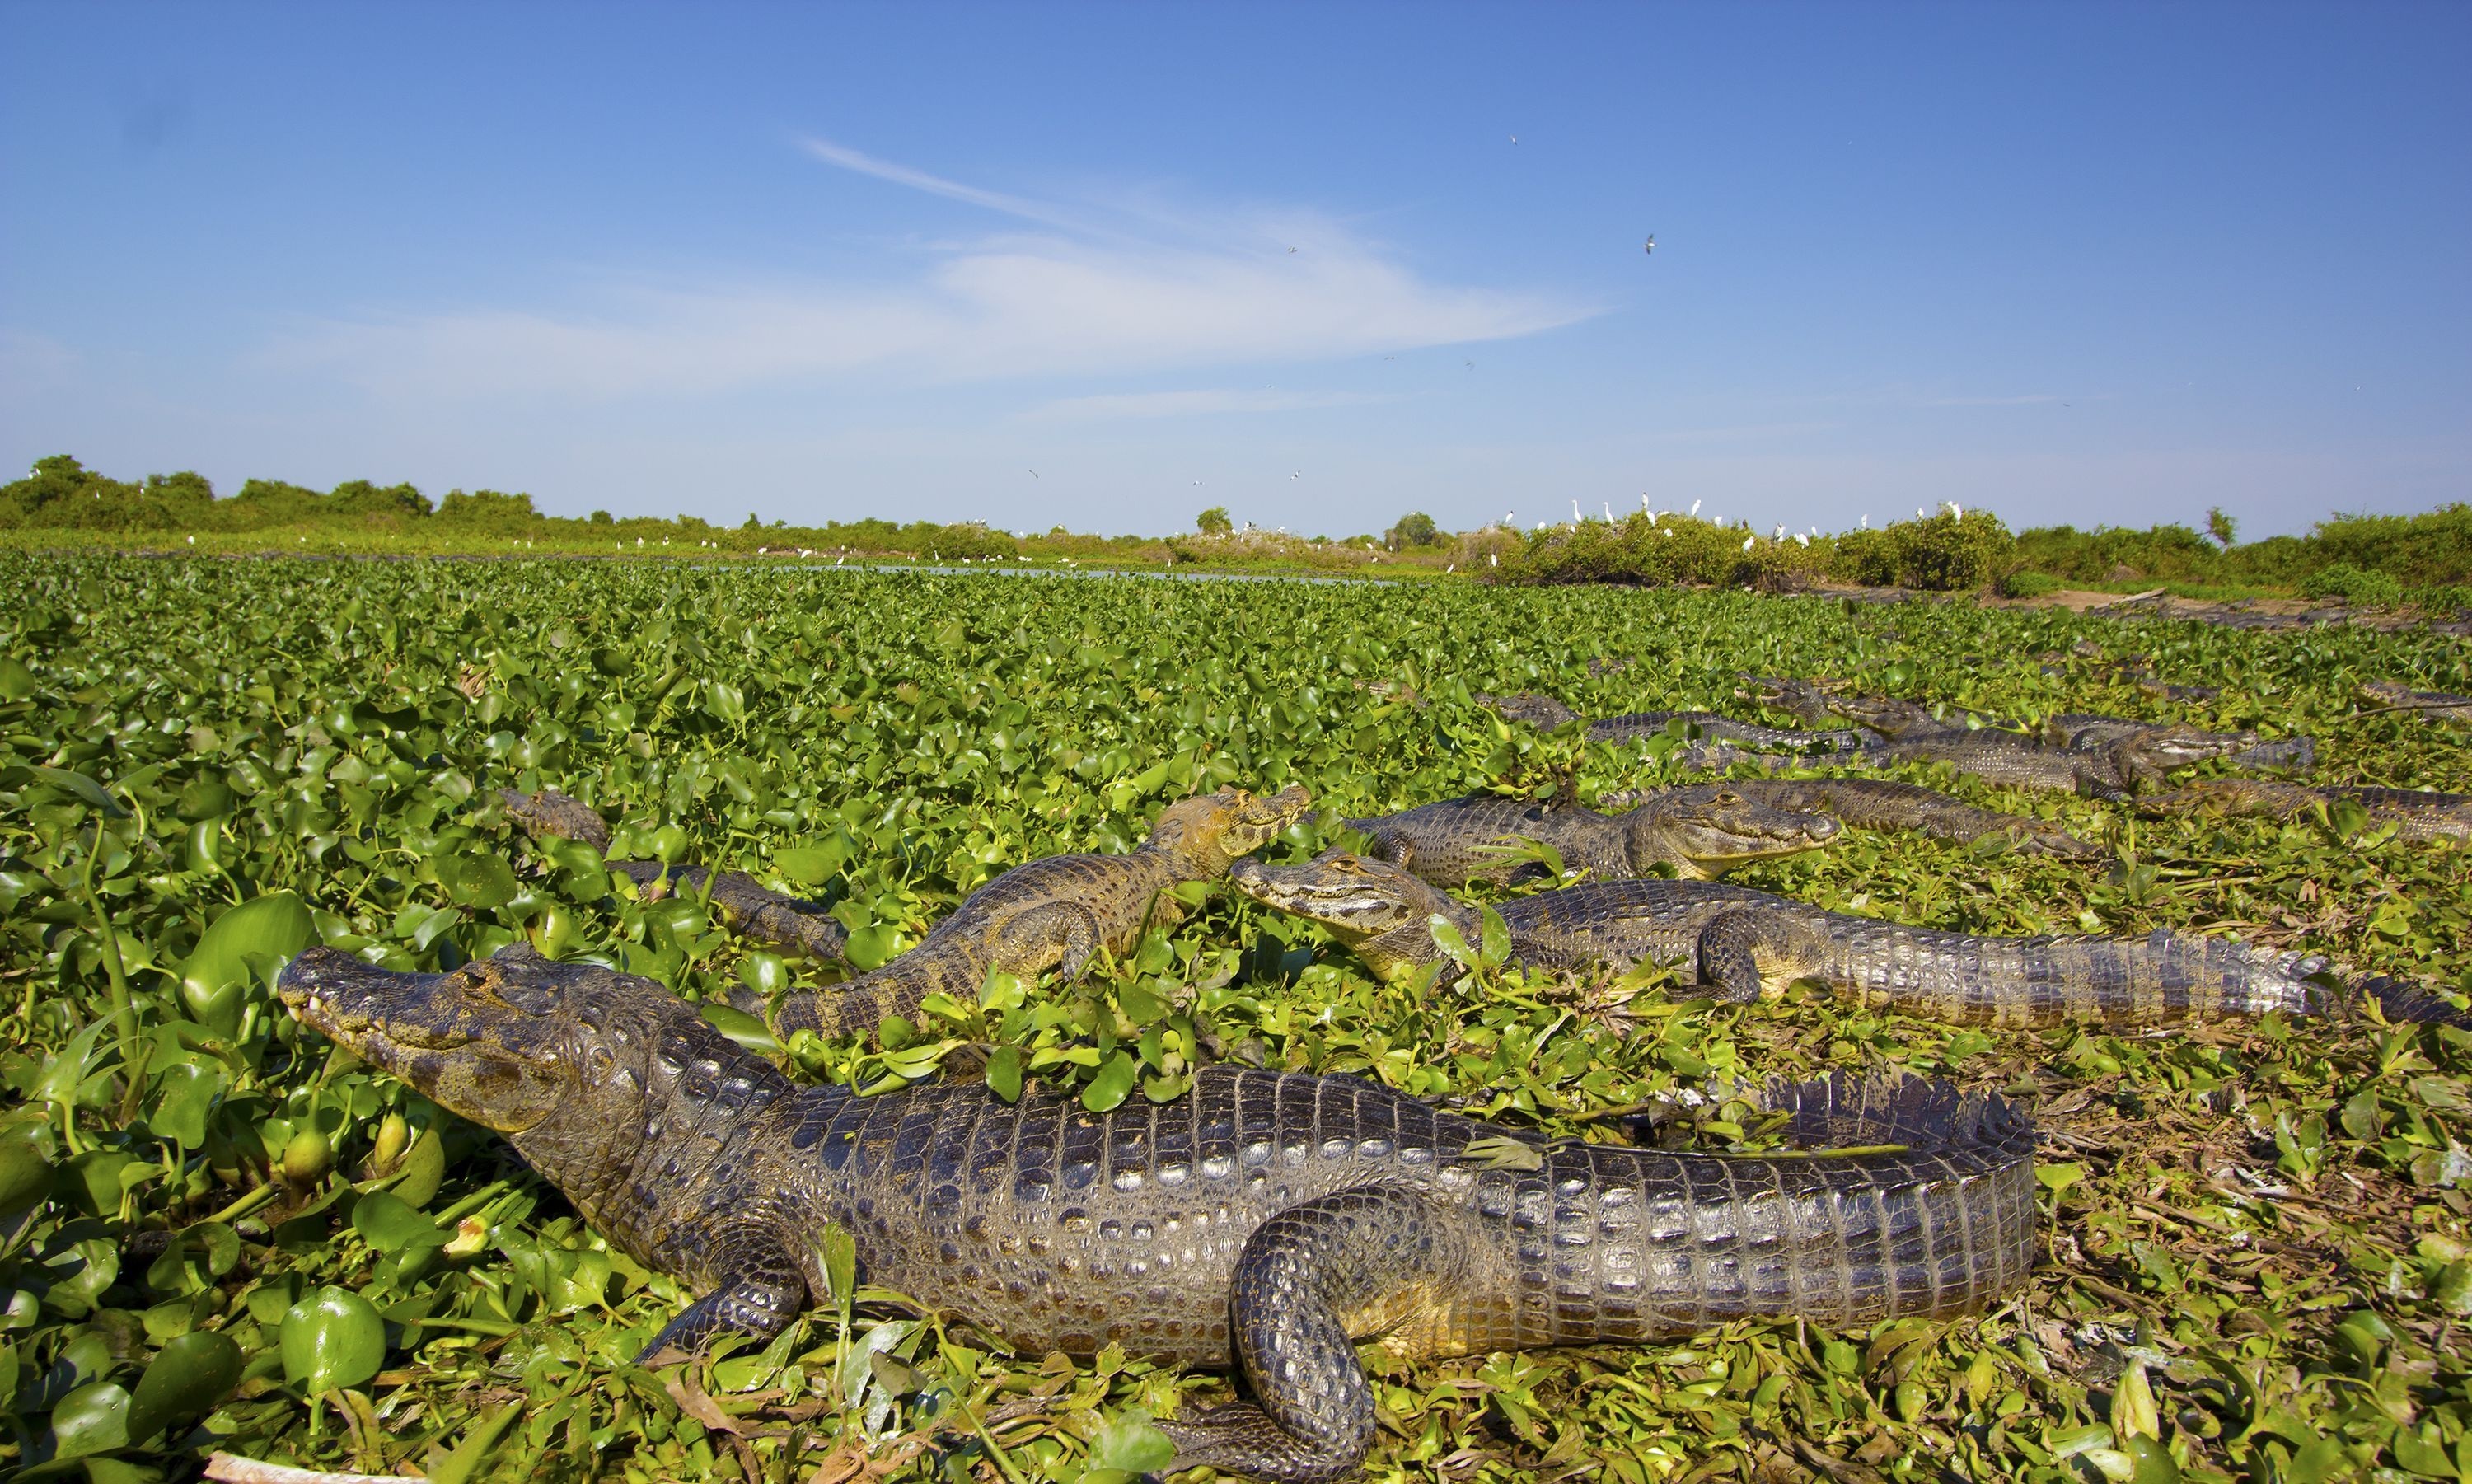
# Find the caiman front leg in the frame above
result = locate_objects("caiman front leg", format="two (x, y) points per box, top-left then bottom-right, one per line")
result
(993, 900), (1107, 981)
(1694, 910), (1830, 1004)
(637, 1225), (810, 1365)
(1163, 1186), (1472, 1484)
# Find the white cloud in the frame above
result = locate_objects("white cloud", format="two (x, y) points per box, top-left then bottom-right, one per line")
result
(1020, 387), (1398, 422)
(264, 143), (1599, 400)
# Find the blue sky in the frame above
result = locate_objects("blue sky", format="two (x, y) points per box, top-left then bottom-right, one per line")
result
(4, 4), (2466, 539)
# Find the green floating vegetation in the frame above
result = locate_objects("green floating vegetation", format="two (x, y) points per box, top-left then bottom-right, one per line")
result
(0, 553), (2465, 1482)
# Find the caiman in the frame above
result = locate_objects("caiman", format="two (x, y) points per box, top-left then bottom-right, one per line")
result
(503, 789), (849, 960)
(1477, 692), (1866, 756)
(2137, 779), (2472, 845)
(1597, 779), (2103, 859)
(1860, 723), (2260, 801)
(277, 943), (2038, 1482)
(766, 785), (1310, 1039)
(1743, 681), (2307, 774)
(1229, 851), (2469, 1028)
(2358, 681), (2472, 723)
(1342, 787), (1838, 886)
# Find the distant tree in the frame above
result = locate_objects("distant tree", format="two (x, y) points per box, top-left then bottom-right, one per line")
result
(2206, 507), (2238, 550)
(1196, 505), (1232, 536)
(590, 509), (614, 525)
(329, 479), (431, 519)
(744, 512), (761, 529)
(1384, 511), (1443, 550)
(435, 489), (539, 527)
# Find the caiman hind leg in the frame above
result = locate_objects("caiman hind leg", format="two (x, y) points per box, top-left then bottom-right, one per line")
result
(1695, 910), (1830, 1004)
(1162, 1186), (1474, 1484)
(637, 1226), (809, 1365)
(992, 899), (1108, 980)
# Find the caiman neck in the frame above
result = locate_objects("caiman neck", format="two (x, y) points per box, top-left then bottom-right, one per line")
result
(1351, 893), (1486, 982)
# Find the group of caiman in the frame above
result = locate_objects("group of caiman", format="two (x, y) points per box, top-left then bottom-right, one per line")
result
(270, 667), (2466, 1481)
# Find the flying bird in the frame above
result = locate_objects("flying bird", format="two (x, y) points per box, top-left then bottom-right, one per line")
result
(1464, 359), (1475, 370)
(1028, 470), (1039, 479)
(1644, 235), (1655, 255)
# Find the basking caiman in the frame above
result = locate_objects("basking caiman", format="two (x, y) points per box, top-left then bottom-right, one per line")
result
(276, 943), (2038, 1482)
(1597, 779), (2103, 859)
(1343, 787), (1838, 886)
(1230, 852), (2468, 1028)
(2137, 779), (2472, 845)
(503, 789), (848, 959)
(2358, 681), (2472, 723)
(1478, 692), (1866, 756)
(1743, 681), (2308, 774)
(767, 786), (1310, 1039)
(1861, 723), (2259, 801)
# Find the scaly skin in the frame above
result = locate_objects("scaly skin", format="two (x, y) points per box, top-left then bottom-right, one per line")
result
(1226, 851), (2433, 1028)
(770, 785), (1310, 1038)
(612, 863), (850, 959)
(1478, 693), (1866, 755)
(1861, 723), (2257, 800)
(2137, 779), (2472, 845)
(503, 789), (848, 959)
(1344, 787), (1838, 886)
(277, 944), (2039, 1482)
(1600, 779), (2103, 859)
(2358, 681), (2472, 723)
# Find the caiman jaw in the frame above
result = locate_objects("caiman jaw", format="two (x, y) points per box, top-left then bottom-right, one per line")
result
(1229, 854), (1424, 941)
(277, 946), (574, 1134)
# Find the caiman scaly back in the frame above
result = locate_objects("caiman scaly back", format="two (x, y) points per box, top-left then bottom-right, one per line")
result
(279, 944), (2038, 1483)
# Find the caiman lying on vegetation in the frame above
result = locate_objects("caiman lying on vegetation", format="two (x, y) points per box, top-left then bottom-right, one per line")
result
(1596, 779), (2103, 859)
(502, 789), (849, 959)
(2358, 681), (2472, 723)
(1343, 787), (1838, 885)
(1230, 852), (2468, 1028)
(277, 943), (2038, 1482)
(1743, 680), (2310, 774)
(1861, 723), (2262, 801)
(2137, 779), (2472, 845)
(1477, 692), (1866, 756)
(766, 785), (1311, 1039)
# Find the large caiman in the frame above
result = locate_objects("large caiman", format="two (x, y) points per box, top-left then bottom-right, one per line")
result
(1343, 787), (1838, 886)
(1596, 779), (2103, 860)
(1229, 851), (2469, 1028)
(503, 789), (849, 960)
(1857, 723), (2262, 801)
(766, 785), (1310, 1039)
(277, 943), (2038, 1482)
(2137, 779), (2472, 845)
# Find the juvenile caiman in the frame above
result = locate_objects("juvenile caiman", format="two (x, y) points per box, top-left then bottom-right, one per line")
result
(766, 785), (1310, 1039)
(276, 943), (2038, 1482)
(1595, 779), (2103, 859)
(1343, 787), (1838, 886)
(503, 789), (849, 959)
(1477, 692), (1866, 756)
(1229, 851), (2469, 1028)
(2137, 779), (2472, 845)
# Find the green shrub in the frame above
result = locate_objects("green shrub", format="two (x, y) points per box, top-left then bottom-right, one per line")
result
(2301, 563), (2404, 607)
(1997, 570), (2061, 599)
(1830, 510), (2014, 592)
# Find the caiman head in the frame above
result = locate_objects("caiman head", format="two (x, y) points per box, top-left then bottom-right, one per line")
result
(1738, 675), (1838, 729)
(1629, 786), (1838, 878)
(2113, 723), (2258, 784)
(1228, 850), (1474, 981)
(1821, 692), (1942, 738)
(277, 945), (784, 1187)
(1142, 784), (1313, 875)
(1477, 692), (1580, 729)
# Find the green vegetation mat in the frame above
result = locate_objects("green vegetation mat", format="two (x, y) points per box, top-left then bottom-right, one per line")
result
(2, 555), (2467, 1483)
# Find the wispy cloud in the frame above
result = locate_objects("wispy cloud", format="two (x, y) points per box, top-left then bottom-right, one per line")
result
(1021, 387), (1398, 422)
(266, 142), (1599, 400)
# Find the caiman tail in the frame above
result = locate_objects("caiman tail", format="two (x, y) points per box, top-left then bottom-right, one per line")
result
(1817, 922), (2327, 1027)
(1167, 1072), (2037, 1482)
(768, 953), (961, 1038)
